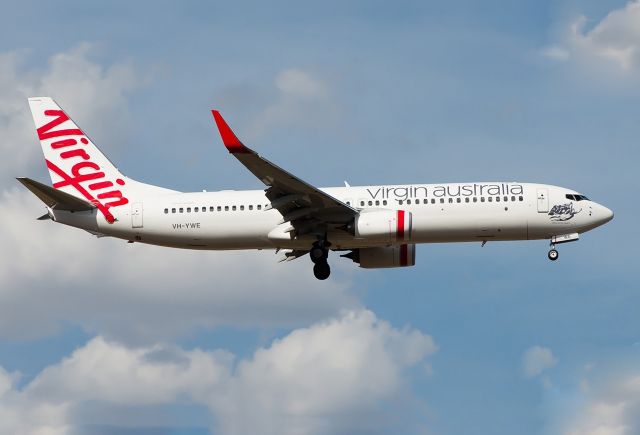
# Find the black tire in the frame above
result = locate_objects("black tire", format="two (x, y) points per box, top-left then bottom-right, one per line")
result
(548, 249), (559, 261)
(310, 247), (326, 263)
(313, 262), (331, 280)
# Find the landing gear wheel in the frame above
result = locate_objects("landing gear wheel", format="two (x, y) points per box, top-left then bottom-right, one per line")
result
(548, 249), (559, 261)
(310, 246), (326, 263)
(313, 262), (331, 280)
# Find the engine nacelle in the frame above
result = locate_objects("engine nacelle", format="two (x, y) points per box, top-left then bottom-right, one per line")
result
(343, 245), (416, 269)
(354, 210), (412, 243)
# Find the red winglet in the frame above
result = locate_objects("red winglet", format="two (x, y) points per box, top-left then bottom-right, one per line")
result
(211, 110), (251, 154)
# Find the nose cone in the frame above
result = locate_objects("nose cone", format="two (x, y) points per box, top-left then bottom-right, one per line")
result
(597, 204), (614, 225)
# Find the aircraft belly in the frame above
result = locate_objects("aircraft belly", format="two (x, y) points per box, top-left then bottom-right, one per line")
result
(104, 212), (275, 249)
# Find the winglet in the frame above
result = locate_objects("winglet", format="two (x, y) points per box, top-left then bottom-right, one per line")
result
(211, 110), (251, 154)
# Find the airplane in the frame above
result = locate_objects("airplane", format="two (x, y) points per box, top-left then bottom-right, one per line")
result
(18, 97), (614, 280)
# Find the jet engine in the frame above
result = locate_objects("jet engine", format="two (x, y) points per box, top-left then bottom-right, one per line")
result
(352, 210), (412, 243)
(342, 244), (416, 269)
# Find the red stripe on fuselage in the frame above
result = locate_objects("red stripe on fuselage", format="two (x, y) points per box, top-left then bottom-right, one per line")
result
(397, 210), (405, 241)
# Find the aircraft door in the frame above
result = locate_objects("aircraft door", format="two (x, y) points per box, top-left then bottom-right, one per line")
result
(537, 189), (549, 213)
(131, 202), (143, 228)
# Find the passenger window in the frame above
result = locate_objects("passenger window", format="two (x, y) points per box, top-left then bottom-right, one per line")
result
(194, 207), (199, 212)
(257, 205), (262, 210)
(187, 207), (191, 212)
(448, 198), (453, 203)
(488, 197), (492, 202)
(202, 206), (206, 211)
(179, 208), (184, 213)
(440, 198), (444, 204)
(423, 199), (428, 204)
(383, 200), (388, 206)
(216, 206), (221, 211)
(375, 200), (380, 206)
(511, 196), (516, 202)
(172, 208), (176, 213)
(473, 197), (477, 202)
(368, 201), (373, 206)
(504, 196), (508, 202)
(456, 198), (461, 203)
(346, 201), (351, 205)
(164, 208), (168, 214)
(249, 205), (253, 210)
(232, 206), (237, 211)
(209, 206), (214, 212)
(360, 201), (365, 206)
(399, 200), (403, 205)
(225, 206), (229, 211)
(465, 197), (469, 203)
(519, 196), (523, 201)
(431, 199), (435, 204)
(240, 205), (245, 211)
(496, 197), (500, 202)
(407, 200), (412, 205)
(480, 197), (485, 202)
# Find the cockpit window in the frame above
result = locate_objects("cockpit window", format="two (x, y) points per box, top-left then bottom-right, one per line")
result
(566, 194), (590, 201)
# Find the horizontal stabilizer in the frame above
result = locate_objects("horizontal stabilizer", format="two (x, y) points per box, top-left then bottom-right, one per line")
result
(16, 177), (96, 212)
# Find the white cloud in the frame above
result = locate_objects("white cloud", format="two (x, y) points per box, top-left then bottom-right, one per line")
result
(559, 374), (640, 435)
(247, 68), (341, 140)
(541, 45), (570, 61)
(542, 1), (640, 76)
(26, 337), (231, 405)
(211, 309), (436, 435)
(276, 68), (328, 99)
(522, 345), (557, 378)
(0, 310), (436, 435)
(0, 336), (225, 435)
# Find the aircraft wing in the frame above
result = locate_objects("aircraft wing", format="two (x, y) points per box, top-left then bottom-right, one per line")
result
(212, 111), (358, 237)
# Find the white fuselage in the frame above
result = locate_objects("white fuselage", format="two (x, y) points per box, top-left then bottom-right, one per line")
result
(53, 182), (613, 251)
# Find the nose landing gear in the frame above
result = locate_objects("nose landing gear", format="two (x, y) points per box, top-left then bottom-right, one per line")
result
(547, 233), (580, 261)
(310, 240), (331, 280)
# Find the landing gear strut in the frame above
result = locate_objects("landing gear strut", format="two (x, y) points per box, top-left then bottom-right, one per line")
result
(547, 233), (579, 261)
(310, 240), (330, 280)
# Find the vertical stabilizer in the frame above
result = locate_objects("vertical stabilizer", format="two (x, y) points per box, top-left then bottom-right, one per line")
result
(28, 97), (131, 223)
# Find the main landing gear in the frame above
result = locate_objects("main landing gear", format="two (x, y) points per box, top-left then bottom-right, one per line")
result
(310, 240), (331, 280)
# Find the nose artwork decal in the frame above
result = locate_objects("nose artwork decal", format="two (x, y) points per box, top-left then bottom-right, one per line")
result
(548, 203), (581, 221)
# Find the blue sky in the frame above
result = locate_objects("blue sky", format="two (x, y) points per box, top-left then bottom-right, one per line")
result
(0, 1), (638, 434)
